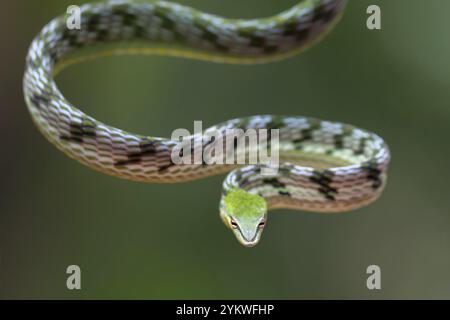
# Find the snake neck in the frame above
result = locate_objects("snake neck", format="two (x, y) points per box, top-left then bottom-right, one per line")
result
(217, 116), (390, 214)
(223, 160), (388, 213)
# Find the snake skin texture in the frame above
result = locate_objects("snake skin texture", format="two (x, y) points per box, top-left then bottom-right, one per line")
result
(23, 0), (390, 212)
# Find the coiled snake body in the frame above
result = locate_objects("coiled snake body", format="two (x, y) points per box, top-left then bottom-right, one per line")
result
(24, 0), (390, 247)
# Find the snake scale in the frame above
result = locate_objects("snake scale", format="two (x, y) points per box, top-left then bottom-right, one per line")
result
(24, 0), (390, 247)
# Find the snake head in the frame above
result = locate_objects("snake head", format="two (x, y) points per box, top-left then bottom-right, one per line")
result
(220, 189), (268, 247)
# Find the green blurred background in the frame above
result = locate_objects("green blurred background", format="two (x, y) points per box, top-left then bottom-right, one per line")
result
(1, 0), (450, 299)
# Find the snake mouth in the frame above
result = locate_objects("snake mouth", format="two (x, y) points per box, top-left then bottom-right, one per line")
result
(235, 230), (262, 248)
(241, 239), (260, 248)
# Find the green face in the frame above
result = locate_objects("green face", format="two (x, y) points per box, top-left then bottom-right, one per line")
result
(220, 189), (268, 247)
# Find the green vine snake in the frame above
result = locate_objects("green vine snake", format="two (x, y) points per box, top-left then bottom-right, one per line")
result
(23, 0), (390, 247)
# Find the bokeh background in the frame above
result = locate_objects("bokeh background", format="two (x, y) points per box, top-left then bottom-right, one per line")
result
(1, 0), (450, 299)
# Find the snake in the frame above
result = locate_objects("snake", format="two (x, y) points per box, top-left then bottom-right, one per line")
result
(23, 0), (390, 247)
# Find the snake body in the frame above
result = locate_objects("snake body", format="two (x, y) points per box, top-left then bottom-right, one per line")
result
(24, 0), (390, 247)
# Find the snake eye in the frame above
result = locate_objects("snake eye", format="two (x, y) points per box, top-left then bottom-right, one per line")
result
(258, 221), (266, 228)
(230, 220), (238, 228)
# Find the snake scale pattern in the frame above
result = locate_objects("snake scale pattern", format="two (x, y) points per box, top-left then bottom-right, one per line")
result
(23, 0), (390, 246)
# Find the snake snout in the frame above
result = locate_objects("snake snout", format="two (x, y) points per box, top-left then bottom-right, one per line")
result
(236, 227), (263, 248)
